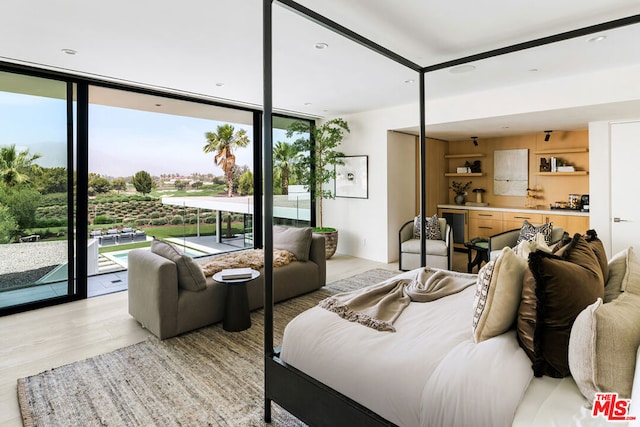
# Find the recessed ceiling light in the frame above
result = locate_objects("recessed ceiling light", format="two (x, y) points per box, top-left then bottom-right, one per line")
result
(215, 82), (224, 87)
(304, 102), (312, 106)
(588, 35), (607, 43)
(528, 68), (539, 72)
(449, 64), (476, 74)
(61, 48), (77, 55)
(155, 103), (162, 107)
(404, 79), (415, 84)
(314, 42), (328, 50)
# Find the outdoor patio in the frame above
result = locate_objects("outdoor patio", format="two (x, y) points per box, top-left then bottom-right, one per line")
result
(0, 235), (248, 308)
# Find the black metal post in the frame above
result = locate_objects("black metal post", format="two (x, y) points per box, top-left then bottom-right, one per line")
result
(76, 82), (89, 299)
(263, 0), (274, 423)
(419, 71), (427, 267)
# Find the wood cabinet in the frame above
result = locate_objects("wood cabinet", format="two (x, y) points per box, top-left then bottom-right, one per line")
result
(439, 205), (589, 243)
(543, 213), (590, 235)
(502, 212), (543, 231)
(468, 210), (504, 239)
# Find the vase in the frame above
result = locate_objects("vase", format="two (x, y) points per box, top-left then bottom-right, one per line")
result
(313, 229), (338, 259)
(454, 194), (465, 205)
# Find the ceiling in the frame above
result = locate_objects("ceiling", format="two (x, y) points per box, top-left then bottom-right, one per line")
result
(1, 0), (640, 140)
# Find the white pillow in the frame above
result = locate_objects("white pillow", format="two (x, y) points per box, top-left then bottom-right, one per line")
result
(472, 247), (528, 343)
(621, 246), (640, 295)
(605, 247), (629, 302)
(513, 232), (553, 260)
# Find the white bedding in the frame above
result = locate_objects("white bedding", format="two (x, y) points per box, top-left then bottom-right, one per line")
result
(280, 269), (534, 427)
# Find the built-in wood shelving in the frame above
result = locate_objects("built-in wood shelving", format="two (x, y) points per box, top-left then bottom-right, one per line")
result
(444, 172), (485, 177)
(534, 148), (588, 155)
(444, 153), (485, 159)
(535, 171), (589, 176)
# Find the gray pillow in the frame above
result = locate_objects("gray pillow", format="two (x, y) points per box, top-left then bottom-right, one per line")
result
(273, 226), (312, 261)
(150, 238), (206, 291)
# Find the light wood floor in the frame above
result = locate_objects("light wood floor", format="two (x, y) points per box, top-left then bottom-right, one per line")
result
(0, 252), (468, 426)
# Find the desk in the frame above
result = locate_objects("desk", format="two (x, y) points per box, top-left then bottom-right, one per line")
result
(465, 239), (489, 273)
(213, 269), (260, 332)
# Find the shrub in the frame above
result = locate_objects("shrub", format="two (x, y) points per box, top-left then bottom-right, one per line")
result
(135, 219), (148, 226)
(150, 212), (160, 219)
(170, 215), (183, 225)
(35, 218), (66, 228)
(93, 215), (114, 225)
(151, 218), (168, 226)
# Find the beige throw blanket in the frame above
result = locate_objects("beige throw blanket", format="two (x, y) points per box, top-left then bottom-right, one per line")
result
(199, 248), (295, 277)
(319, 268), (477, 332)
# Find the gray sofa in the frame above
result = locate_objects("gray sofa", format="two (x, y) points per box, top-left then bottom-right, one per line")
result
(128, 234), (326, 339)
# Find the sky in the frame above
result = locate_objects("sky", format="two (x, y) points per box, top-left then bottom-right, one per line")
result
(1, 91), (292, 179)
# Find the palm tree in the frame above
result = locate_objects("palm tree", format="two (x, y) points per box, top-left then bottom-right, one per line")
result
(0, 144), (42, 188)
(203, 124), (250, 197)
(273, 141), (299, 195)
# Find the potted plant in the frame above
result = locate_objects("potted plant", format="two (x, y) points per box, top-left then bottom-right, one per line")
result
(450, 180), (472, 205)
(286, 118), (350, 259)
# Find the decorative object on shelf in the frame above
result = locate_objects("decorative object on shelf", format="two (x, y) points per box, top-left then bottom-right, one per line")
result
(525, 186), (543, 208)
(466, 160), (482, 173)
(335, 155), (368, 199)
(473, 188), (486, 204)
(451, 180), (472, 205)
(539, 158), (550, 172)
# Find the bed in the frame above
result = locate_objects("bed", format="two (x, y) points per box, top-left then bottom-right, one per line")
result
(273, 263), (640, 427)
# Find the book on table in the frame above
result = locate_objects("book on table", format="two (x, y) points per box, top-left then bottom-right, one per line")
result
(219, 268), (253, 280)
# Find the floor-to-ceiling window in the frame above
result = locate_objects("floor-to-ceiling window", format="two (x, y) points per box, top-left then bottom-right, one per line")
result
(86, 87), (258, 292)
(0, 71), (77, 311)
(0, 64), (315, 311)
(273, 116), (312, 227)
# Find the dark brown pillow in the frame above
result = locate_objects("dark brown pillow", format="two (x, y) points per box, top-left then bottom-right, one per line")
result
(517, 243), (604, 378)
(584, 229), (610, 284)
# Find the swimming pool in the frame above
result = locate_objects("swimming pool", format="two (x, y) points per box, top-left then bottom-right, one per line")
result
(107, 247), (207, 268)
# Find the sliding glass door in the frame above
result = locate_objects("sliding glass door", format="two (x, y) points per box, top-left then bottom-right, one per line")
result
(0, 70), (77, 312)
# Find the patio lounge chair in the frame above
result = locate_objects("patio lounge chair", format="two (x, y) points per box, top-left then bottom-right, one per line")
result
(99, 234), (116, 246)
(133, 230), (147, 242)
(118, 232), (134, 243)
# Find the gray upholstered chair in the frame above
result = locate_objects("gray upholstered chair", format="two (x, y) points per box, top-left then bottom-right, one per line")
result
(487, 225), (565, 261)
(399, 217), (453, 271)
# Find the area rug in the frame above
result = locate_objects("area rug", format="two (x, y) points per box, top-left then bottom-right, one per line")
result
(18, 268), (399, 427)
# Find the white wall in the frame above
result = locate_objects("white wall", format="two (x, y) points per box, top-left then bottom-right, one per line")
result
(588, 121), (613, 257)
(322, 104), (418, 263)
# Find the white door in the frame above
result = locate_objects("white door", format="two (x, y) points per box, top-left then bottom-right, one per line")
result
(610, 121), (640, 254)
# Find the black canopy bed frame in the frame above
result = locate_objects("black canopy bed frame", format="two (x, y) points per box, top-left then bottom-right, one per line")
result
(261, 2), (640, 424)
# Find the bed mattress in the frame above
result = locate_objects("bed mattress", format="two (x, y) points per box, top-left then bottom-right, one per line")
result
(280, 269), (617, 427)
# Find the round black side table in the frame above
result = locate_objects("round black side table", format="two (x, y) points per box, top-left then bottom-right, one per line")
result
(213, 269), (260, 332)
(464, 239), (489, 273)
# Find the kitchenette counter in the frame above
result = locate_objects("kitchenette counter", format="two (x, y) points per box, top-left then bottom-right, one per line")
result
(437, 204), (590, 245)
(437, 204), (589, 216)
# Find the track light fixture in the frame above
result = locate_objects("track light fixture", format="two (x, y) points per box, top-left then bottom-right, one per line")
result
(471, 136), (478, 146)
(544, 130), (552, 142)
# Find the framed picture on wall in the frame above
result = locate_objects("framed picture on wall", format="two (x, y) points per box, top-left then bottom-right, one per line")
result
(335, 155), (368, 199)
